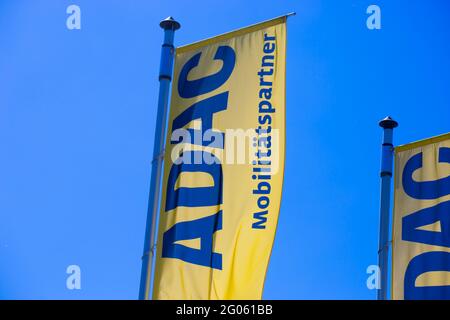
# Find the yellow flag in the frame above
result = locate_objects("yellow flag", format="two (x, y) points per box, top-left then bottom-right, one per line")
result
(392, 133), (450, 299)
(151, 17), (286, 299)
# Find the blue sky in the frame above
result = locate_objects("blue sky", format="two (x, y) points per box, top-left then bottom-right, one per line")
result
(1, 0), (449, 299)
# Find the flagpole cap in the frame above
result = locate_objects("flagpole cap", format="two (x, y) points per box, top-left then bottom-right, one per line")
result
(379, 116), (398, 129)
(160, 16), (181, 31)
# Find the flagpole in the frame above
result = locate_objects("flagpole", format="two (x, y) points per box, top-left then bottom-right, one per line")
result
(139, 16), (180, 300)
(377, 116), (398, 300)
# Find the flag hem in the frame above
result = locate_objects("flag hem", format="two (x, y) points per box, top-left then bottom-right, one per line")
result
(176, 16), (287, 54)
(395, 132), (450, 153)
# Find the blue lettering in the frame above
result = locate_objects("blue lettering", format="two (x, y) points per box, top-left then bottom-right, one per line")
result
(178, 46), (236, 98)
(402, 147), (450, 200)
(402, 200), (450, 248)
(165, 151), (222, 211)
(162, 211), (222, 269)
(171, 92), (229, 147)
(252, 210), (268, 229)
(161, 46), (236, 270)
(404, 251), (450, 299)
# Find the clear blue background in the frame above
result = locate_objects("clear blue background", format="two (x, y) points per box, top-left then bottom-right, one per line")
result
(1, 0), (449, 299)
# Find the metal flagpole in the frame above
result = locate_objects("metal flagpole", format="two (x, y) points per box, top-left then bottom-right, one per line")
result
(377, 116), (398, 300)
(139, 16), (181, 300)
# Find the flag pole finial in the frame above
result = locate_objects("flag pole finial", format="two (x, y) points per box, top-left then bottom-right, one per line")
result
(160, 16), (181, 30)
(379, 116), (398, 129)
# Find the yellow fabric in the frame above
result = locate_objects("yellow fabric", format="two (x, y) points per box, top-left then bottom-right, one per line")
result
(392, 133), (450, 299)
(151, 19), (286, 299)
